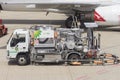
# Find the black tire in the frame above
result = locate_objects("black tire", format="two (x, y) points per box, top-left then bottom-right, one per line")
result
(17, 55), (30, 66)
(67, 54), (80, 64)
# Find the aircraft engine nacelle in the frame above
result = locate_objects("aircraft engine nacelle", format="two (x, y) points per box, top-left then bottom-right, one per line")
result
(78, 11), (95, 22)
(80, 5), (120, 26)
(66, 5), (120, 28)
(65, 11), (95, 28)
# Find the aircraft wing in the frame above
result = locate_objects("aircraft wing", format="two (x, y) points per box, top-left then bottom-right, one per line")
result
(0, 0), (102, 25)
(0, 19), (65, 25)
(0, 0), (101, 14)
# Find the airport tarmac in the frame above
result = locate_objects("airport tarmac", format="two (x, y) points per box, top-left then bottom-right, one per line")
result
(0, 11), (120, 80)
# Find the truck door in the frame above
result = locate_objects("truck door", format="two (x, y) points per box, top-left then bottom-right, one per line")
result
(8, 34), (27, 58)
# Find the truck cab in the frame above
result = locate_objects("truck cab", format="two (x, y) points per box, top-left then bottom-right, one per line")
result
(7, 29), (30, 65)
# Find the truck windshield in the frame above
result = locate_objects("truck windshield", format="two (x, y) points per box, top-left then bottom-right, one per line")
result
(10, 34), (26, 47)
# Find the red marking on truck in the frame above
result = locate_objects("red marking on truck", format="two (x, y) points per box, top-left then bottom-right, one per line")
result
(94, 11), (105, 22)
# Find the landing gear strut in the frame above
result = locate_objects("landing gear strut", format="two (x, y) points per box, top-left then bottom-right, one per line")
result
(65, 15), (86, 29)
(65, 16), (80, 28)
(65, 16), (73, 28)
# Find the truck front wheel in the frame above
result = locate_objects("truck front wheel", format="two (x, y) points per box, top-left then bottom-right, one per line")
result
(17, 55), (30, 65)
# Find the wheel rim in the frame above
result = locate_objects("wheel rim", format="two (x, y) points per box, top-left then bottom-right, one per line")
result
(18, 57), (27, 65)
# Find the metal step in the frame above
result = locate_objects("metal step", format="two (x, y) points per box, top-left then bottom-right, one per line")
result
(33, 54), (63, 63)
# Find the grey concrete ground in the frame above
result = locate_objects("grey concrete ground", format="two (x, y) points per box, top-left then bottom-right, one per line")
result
(0, 11), (120, 80)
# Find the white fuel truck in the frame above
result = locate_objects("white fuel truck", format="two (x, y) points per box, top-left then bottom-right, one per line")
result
(6, 25), (119, 65)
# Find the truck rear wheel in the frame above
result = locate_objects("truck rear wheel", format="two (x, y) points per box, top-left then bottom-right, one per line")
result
(67, 54), (80, 65)
(17, 55), (30, 65)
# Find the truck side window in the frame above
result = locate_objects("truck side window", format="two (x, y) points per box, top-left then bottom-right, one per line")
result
(18, 34), (26, 42)
(18, 37), (25, 42)
(10, 34), (26, 47)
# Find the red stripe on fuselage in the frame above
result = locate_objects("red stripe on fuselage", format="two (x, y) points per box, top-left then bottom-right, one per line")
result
(94, 11), (105, 22)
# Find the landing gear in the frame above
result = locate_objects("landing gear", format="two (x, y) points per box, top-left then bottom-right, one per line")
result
(65, 16), (74, 28)
(65, 11), (96, 28)
(65, 16), (80, 28)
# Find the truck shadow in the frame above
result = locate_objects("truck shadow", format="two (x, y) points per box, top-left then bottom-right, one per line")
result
(8, 60), (117, 66)
(33, 62), (65, 66)
(8, 60), (17, 65)
(8, 60), (65, 66)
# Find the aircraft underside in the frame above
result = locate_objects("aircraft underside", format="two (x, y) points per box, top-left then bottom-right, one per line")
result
(0, 2), (120, 28)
